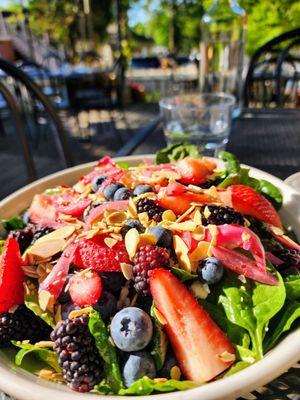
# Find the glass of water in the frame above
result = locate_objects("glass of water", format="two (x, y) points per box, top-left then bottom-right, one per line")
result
(159, 93), (235, 156)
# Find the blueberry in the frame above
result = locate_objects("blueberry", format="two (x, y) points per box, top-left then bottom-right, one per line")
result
(91, 175), (107, 193)
(198, 257), (224, 285)
(61, 302), (81, 320)
(133, 185), (154, 196)
(58, 274), (74, 304)
(121, 219), (145, 237)
(123, 351), (156, 388)
(148, 226), (173, 248)
(113, 188), (134, 201)
(110, 307), (153, 352)
(93, 291), (117, 320)
(103, 183), (124, 201)
(100, 272), (126, 294)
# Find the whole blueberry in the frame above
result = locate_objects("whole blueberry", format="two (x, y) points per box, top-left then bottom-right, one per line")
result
(133, 185), (154, 196)
(100, 272), (126, 294)
(123, 351), (156, 388)
(58, 274), (74, 304)
(61, 302), (81, 320)
(198, 257), (224, 285)
(148, 226), (173, 248)
(113, 188), (134, 201)
(91, 175), (107, 193)
(103, 183), (124, 201)
(121, 219), (145, 237)
(110, 307), (153, 352)
(93, 291), (117, 320)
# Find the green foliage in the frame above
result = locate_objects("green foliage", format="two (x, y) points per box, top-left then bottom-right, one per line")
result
(24, 282), (56, 328)
(156, 142), (201, 164)
(2, 216), (25, 232)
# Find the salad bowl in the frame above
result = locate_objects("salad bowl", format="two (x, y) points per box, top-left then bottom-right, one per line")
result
(0, 154), (300, 400)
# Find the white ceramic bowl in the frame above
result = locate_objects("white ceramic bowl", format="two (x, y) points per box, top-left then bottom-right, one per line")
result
(1, 155), (300, 400)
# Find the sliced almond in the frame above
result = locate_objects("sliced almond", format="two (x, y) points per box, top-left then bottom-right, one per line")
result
(121, 262), (134, 280)
(22, 265), (39, 278)
(179, 252), (192, 272)
(187, 185), (204, 194)
(208, 224), (218, 246)
(176, 205), (195, 223)
(189, 281), (210, 300)
(153, 170), (180, 180)
(127, 197), (138, 218)
(138, 233), (157, 247)
(173, 235), (189, 256)
(170, 366), (181, 380)
(193, 208), (202, 225)
(207, 186), (219, 199)
(106, 211), (127, 225)
(110, 233), (123, 241)
(35, 341), (54, 348)
(29, 238), (66, 259)
(192, 226), (206, 241)
(39, 290), (55, 311)
(38, 225), (75, 243)
(269, 226), (284, 236)
(153, 307), (167, 325)
(130, 292), (139, 306)
(76, 228), (100, 240)
(55, 304), (62, 324)
(104, 237), (118, 248)
(238, 274), (247, 283)
(73, 180), (87, 194)
(218, 351), (236, 363)
(125, 228), (140, 259)
(190, 241), (210, 262)
(138, 211), (149, 225)
(162, 209), (176, 222)
(153, 378), (168, 384)
(170, 220), (196, 232)
(69, 306), (93, 319)
(203, 206), (211, 219)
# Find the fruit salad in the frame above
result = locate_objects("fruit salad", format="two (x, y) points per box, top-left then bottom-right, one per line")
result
(0, 146), (300, 396)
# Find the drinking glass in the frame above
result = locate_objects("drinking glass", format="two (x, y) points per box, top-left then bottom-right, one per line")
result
(159, 93), (235, 156)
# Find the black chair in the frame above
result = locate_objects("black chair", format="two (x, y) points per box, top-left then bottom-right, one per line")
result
(244, 28), (300, 108)
(0, 57), (72, 184)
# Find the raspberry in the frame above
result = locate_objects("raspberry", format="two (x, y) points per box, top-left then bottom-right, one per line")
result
(201, 205), (244, 226)
(137, 198), (164, 222)
(51, 314), (103, 392)
(0, 305), (51, 346)
(273, 248), (300, 269)
(132, 245), (169, 296)
(9, 227), (34, 253)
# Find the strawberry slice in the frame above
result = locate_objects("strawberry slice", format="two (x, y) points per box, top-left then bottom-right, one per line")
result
(55, 198), (91, 218)
(158, 190), (215, 215)
(230, 185), (282, 228)
(150, 269), (235, 382)
(69, 271), (102, 307)
(211, 245), (278, 285)
(166, 181), (187, 196)
(74, 235), (130, 272)
(29, 194), (59, 227)
(0, 238), (24, 312)
(268, 225), (300, 251)
(176, 157), (215, 185)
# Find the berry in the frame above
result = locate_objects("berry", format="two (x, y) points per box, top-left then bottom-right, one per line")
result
(133, 185), (154, 196)
(69, 271), (102, 307)
(200, 205), (244, 226)
(83, 201), (104, 222)
(177, 157), (216, 185)
(103, 183), (124, 201)
(110, 307), (153, 352)
(198, 257), (224, 285)
(51, 314), (103, 392)
(91, 175), (106, 193)
(273, 248), (300, 269)
(113, 188), (133, 201)
(58, 274), (74, 304)
(100, 272), (126, 294)
(123, 351), (156, 388)
(148, 226), (173, 248)
(137, 198), (164, 222)
(93, 291), (117, 320)
(9, 227), (34, 253)
(32, 226), (54, 243)
(61, 302), (81, 320)
(0, 305), (51, 346)
(132, 245), (169, 296)
(121, 219), (145, 237)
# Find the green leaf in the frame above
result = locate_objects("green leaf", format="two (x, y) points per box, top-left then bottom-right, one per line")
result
(169, 267), (198, 282)
(2, 216), (25, 232)
(89, 310), (124, 393)
(24, 282), (56, 328)
(12, 342), (61, 372)
(150, 304), (168, 370)
(284, 275), (300, 300)
(0, 240), (5, 254)
(156, 143), (201, 164)
(118, 377), (199, 396)
(116, 161), (130, 170)
(43, 188), (65, 195)
(264, 300), (300, 351)
(219, 151), (240, 176)
(224, 361), (251, 377)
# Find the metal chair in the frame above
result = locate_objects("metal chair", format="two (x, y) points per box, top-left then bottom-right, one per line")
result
(244, 28), (300, 108)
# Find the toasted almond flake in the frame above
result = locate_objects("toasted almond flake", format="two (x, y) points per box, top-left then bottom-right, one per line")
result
(76, 228), (100, 240)
(20, 340), (30, 345)
(192, 225), (206, 241)
(203, 206), (211, 219)
(244, 218), (251, 227)
(106, 211), (128, 225)
(176, 205), (195, 223)
(69, 306), (93, 319)
(170, 366), (181, 380)
(189, 281), (210, 299)
(170, 220), (197, 232)
(153, 170), (181, 180)
(104, 237), (118, 248)
(153, 307), (167, 325)
(189, 241), (210, 262)
(138, 233), (157, 247)
(35, 341), (54, 348)
(187, 185), (204, 194)
(193, 208), (202, 225)
(238, 274), (247, 283)
(125, 228), (140, 259)
(130, 292), (139, 306)
(73, 180), (87, 194)
(270, 226), (284, 236)
(55, 304), (62, 323)
(162, 209), (177, 222)
(38, 226), (76, 243)
(153, 378), (168, 383)
(121, 263), (134, 280)
(179, 252), (192, 272)
(242, 232), (251, 241)
(207, 186), (219, 199)
(173, 235), (189, 256)
(39, 290), (54, 311)
(29, 238), (66, 259)
(128, 197), (138, 218)
(38, 369), (64, 382)
(138, 211), (149, 225)
(208, 224), (218, 246)
(218, 351), (236, 363)
(110, 233), (123, 241)
(22, 265), (39, 278)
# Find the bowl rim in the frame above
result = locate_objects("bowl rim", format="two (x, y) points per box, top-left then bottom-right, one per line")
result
(1, 154), (300, 400)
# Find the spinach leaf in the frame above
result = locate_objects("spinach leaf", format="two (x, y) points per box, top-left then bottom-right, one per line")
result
(24, 282), (56, 328)
(89, 310), (124, 393)
(219, 151), (240, 177)
(13, 342), (61, 372)
(118, 377), (198, 396)
(116, 161), (130, 170)
(224, 361), (251, 377)
(150, 304), (168, 370)
(2, 216), (25, 232)
(169, 267), (198, 282)
(284, 275), (300, 300)
(156, 143), (201, 164)
(264, 299), (300, 352)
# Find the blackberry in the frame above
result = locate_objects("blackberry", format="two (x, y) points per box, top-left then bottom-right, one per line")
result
(137, 198), (164, 222)
(51, 314), (103, 392)
(201, 205), (244, 226)
(132, 245), (169, 296)
(9, 227), (34, 253)
(273, 248), (300, 269)
(0, 305), (51, 346)
(32, 226), (54, 243)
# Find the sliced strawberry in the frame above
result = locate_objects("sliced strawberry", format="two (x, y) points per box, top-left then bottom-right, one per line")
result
(166, 182), (187, 196)
(268, 225), (300, 251)
(150, 269), (235, 382)
(39, 242), (78, 299)
(230, 185), (282, 228)
(176, 157), (215, 185)
(158, 190), (215, 215)
(69, 271), (102, 307)
(29, 194), (59, 227)
(84, 201), (129, 229)
(180, 231), (198, 252)
(55, 198), (91, 218)
(0, 238), (24, 312)
(211, 245), (278, 285)
(74, 235), (130, 272)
